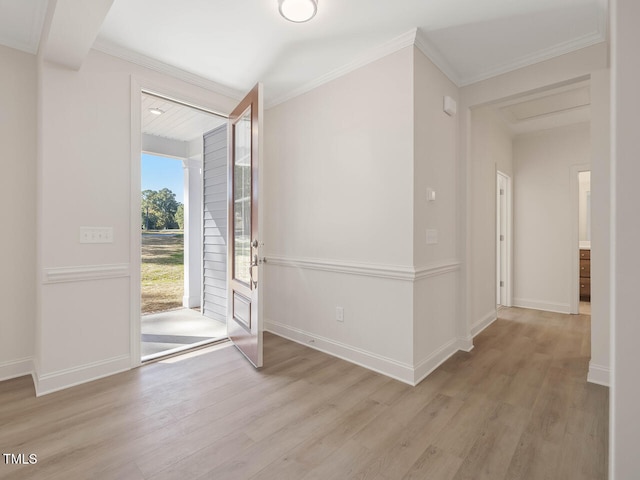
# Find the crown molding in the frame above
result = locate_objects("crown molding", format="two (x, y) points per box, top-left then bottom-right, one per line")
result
(458, 31), (607, 87)
(92, 39), (243, 101)
(413, 30), (462, 86)
(94, 6), (607, 109)
(266, 28), (419, 109)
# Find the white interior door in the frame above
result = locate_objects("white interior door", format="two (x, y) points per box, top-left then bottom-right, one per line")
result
(497, 172), (509, 306)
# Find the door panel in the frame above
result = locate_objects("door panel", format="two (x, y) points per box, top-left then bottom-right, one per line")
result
(228, 84), (263, 368)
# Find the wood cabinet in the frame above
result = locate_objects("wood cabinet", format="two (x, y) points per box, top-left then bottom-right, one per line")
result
(580, 249), (590, 301)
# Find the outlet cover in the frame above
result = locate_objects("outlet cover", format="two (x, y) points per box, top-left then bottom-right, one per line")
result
(426, 229), (438, 245)
(336, 306), (344, 322)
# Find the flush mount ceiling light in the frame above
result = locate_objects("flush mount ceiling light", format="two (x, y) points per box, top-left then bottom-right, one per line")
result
(149, 107), (165, 115)
(279, 0), (318, 23)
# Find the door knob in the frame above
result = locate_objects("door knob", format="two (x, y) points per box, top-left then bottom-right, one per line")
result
(251, 239), (258, 248)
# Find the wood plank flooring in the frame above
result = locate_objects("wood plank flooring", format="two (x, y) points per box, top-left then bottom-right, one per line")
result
(0, 307), (608, 479)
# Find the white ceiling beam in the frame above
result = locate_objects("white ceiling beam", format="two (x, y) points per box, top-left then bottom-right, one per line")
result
(142, 134), (189, 160)
(41, 0), (114, 70)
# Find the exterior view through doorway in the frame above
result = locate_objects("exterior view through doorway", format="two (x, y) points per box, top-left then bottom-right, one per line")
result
(140, 92), (228, 361)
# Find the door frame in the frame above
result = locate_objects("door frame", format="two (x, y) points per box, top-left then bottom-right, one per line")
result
(129, 76), (231, 367)
(570, 163), (591, 314)
(496, 170), (513, 308)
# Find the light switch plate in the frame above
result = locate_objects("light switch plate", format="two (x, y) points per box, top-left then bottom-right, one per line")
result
(80, 227), (114, 244)
(427, 187), (436, 202)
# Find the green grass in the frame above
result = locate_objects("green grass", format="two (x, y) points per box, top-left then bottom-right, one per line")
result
(141, 232), (184, 314)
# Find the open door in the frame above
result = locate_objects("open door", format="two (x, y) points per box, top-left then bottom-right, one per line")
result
(496, 171), (511, 307)
(227, 84), (263, 367)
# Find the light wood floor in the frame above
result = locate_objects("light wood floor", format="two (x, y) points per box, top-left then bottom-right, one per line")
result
(0, 307), (608, 480)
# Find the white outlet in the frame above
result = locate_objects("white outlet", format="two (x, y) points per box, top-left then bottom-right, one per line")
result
(426, 229), (438, 245)
(336, 306), (344, 322)
(80, 227), (114, 244)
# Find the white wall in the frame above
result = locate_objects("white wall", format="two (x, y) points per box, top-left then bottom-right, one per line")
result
(264, 45), (464, 384)
(611, 0), (640, 476)
(35, 49), (237, 394)
(468, 106), (513, 334)
(412, 47), (463, 372)
(578, 171), (591, 242)
(0, 45), (37, 380)
(512, 123), (590, 313)
(264, 47), (417, 382)
(265, 47), (415, 266)
(588, 68), (610, 386)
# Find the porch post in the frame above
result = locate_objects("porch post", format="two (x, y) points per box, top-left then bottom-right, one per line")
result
(182, 155), (203, 309)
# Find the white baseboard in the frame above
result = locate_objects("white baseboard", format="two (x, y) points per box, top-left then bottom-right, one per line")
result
(413, 337), (467, 385)
(471, 311), (498, 337)
(587, 362), (610, 387)
(266, 319), (471, 387)
(0, 357), (34, 382)
(457, 336), (474, 352)
(33, 355), (131, 396)
(265, 319), (415, 385)
(513, 298), (571, 314)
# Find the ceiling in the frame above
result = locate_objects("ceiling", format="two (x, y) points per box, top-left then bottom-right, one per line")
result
(0, 0), (606, 107)
(0, 0), (48, 54)
(142, 93), (226, 142)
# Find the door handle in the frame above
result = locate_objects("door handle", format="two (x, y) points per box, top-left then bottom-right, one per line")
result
(249, 254), (258, 288)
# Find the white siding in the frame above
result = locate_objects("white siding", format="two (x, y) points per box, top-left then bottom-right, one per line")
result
(202, 125), (228, 322)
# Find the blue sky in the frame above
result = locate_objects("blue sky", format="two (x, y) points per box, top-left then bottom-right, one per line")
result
(141, 153), (184, 203)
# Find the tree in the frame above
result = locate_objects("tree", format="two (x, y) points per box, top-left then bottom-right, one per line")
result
(175, 204), (184, 230)
(141, 188), (182, 230)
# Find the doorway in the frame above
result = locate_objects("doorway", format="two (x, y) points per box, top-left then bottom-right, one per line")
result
(577, 169), (591, 315)
(139, 92), (228, 361)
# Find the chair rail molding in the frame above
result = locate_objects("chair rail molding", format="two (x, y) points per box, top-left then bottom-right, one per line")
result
(265, 255), (460, 282)
(43, 263), (130, 284)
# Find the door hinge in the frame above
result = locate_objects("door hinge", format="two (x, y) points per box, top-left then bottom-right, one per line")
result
(500, 234), (504, 241)
(500, 281), (504, 287)
(500, 189), (505, 195)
